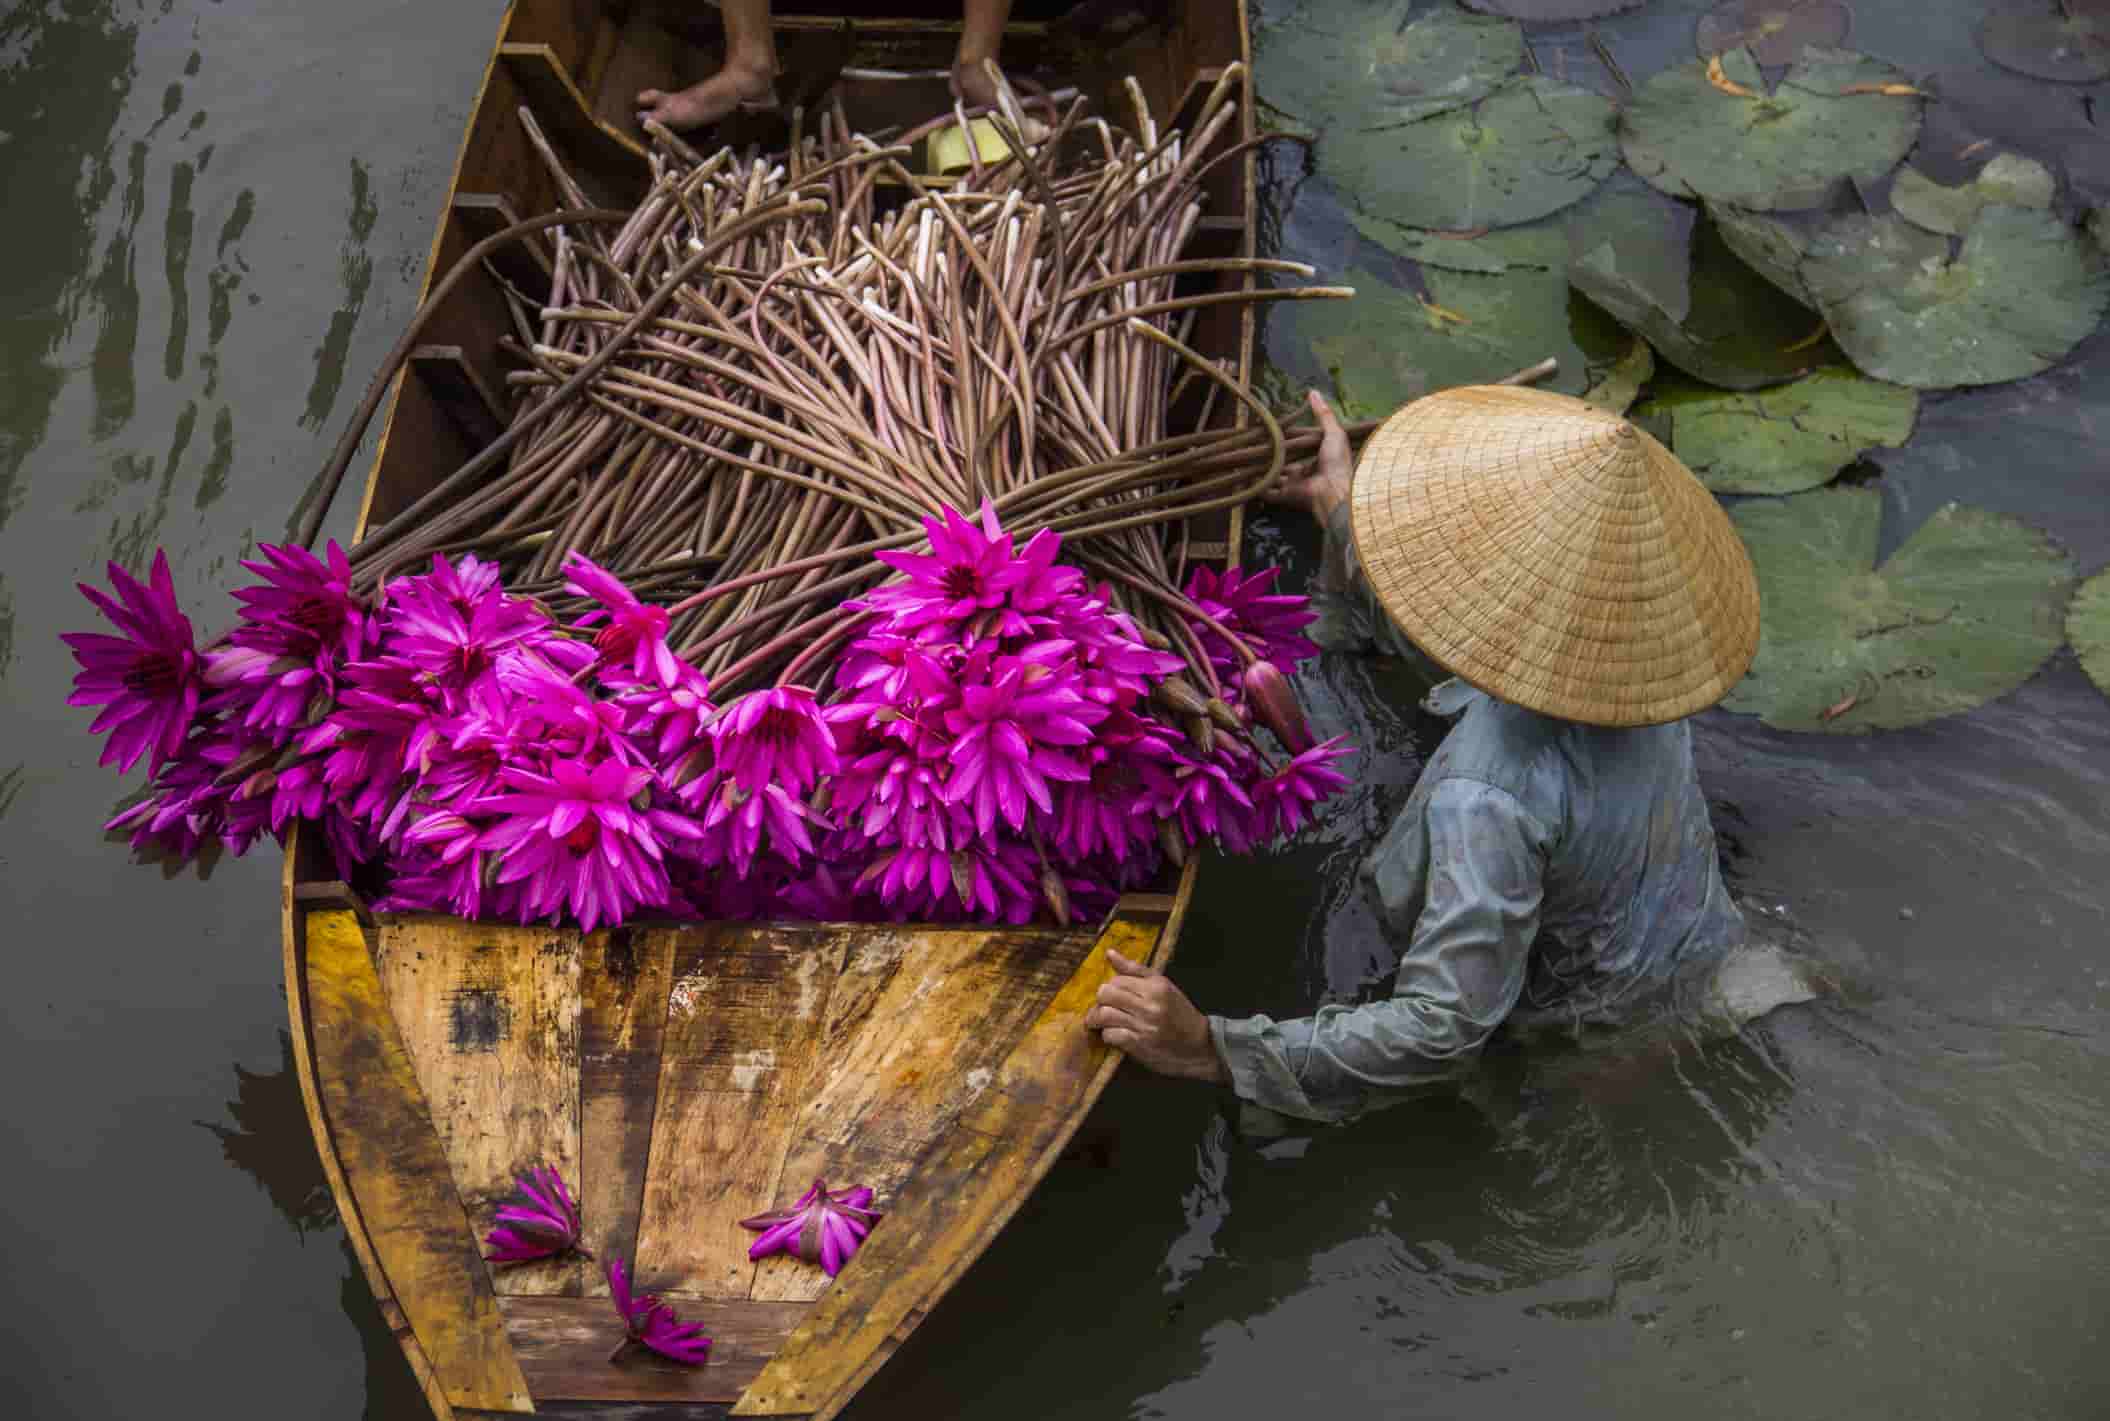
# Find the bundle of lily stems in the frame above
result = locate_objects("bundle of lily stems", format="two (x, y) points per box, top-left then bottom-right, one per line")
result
(70, 65), (1370, 929)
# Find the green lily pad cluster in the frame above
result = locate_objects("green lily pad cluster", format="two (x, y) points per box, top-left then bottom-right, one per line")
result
(1288, 226), (1627, 416)
(1640, 367), (1917, 493)
(1890, 153), (2057, 236)
(1695, 1), (1852, 65)
(1566, 178), (1831, 389)
(1260, 0), (1523, 130)
(1978, 3), (2110, 83)
(1265, 2), (1618, 233)
(1622, 47), (1922, 212)
(1726, 489), (2074, 732)
(1803, 207), (2109, 389)
(2071, 570), (2110, 701)
(1462, 0), (1645, 18)
(1254, 1), (2110, 733)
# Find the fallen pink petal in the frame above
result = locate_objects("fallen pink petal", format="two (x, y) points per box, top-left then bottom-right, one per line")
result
(482, 1164), (591, 1265)
(741, 1177), (884, 1277)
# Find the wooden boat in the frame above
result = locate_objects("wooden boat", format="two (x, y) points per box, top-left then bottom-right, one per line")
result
(283, 2), (1256, 1417)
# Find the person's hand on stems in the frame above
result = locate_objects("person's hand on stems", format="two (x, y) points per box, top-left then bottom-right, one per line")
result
(1085, 949), (1228, 1083)
(1264, 389), (1354, 524)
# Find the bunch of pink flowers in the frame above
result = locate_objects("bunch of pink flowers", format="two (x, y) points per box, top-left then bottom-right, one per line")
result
(64, 505), (1349, 931)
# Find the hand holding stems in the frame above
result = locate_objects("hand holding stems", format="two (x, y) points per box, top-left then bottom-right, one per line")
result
(1265, 390), (1355, 525)
(1086, 949), (1228, 1084)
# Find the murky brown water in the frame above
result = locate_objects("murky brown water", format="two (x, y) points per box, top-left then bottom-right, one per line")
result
(2, 1), (2106, 1416)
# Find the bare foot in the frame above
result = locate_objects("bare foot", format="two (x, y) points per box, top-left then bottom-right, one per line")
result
(949, 57), (1003, 111)
(637, 60), (777, 131)
(950, 60), (1051, 141)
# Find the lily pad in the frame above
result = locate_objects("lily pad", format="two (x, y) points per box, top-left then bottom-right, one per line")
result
(1348, 209), (1555, 275)
(1978, 4), (2110, 83)
(1261, 1), (1524, 129)
(1802, 207), (2110, 389)
(1462, 0), (1646, 19)
(1568, 179), (1833, 388)
(2070, 568), (2110, 700)
(1643, 367), (1917, 493)
(1582, 337), (1655, 413)
(1707, 202), (1822, 310)
(1285, 231), (1627, 415)
(1890, 154), (2057, 236)
(1696, 0), (1852, 65)
(1725, 488), (2074, 731)
(1331, 75), (1620, 233)
(1622, 47), (1922, 212)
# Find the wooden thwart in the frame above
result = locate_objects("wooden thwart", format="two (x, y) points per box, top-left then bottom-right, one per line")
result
(499, 1295), (811, 1403)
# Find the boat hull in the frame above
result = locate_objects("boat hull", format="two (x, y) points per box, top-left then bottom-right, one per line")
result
(285, 0), (1254, 1413)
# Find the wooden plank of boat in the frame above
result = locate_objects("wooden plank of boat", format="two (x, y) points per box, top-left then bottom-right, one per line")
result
(285, 1), (1255, 1416)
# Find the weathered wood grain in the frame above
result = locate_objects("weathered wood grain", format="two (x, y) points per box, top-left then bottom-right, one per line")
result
(580, 925), (677, 1296)
(750, 925), (1086, 1303)
(305, 908), (532, 1414)
(499, 1295), (811, 1403)
(376, 917), (585, 1298)
(284, 866), (461, 1421)
(730, 911), (1170, 1418)
(633, 927), (844, 1299)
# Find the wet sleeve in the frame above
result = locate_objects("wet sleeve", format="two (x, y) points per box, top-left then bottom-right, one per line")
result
(1209, 779), (1549, 1124)
(1310, 502), (1433, 668)
(1310, 502), (1384, 653)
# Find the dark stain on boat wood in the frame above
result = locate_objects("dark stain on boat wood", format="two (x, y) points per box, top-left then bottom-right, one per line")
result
(450, 984), (511, 1052)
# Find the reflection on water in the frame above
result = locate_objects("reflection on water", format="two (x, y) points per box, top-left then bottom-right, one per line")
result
(198, 1030), (337, 1237)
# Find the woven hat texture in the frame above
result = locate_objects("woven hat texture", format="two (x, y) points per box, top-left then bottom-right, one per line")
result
(1348, 385), (1760, 727)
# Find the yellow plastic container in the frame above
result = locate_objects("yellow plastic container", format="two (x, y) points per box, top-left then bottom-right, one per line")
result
(924, 116), (1014, 175)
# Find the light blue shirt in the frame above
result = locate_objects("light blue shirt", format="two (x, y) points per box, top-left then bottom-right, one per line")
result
(1209, 508), (1750, 1123)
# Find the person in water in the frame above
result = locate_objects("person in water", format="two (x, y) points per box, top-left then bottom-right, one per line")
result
(1086, 384), (1818, 1123)
(638, 0), (1018, 129)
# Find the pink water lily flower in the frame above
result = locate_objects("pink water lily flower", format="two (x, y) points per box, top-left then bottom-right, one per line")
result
(1184, 564), (1319, 672)
(713, 685), (839, 795)
(478, 757), (671, 931)
(1253, 735), (1353, 837)
(483, 1164), (591, 1264)
(942, 658), (1100, 837)
(229, 540), (370, 669)
(607, 1259), (711, 1366)
(564, 553), (682, 689)
(385, 572), (554, 705)
(62, 550), (202, 774)
(868, 500), (1031, 629)
(741, 1177), (883, 1277)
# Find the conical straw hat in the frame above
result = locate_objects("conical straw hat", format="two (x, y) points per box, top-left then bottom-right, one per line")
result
(1348, 385), (1760, 727)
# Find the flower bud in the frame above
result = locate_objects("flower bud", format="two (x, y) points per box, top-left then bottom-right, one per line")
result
(1156, 817), (1189, 867)
(1152, 675), (1208, 719)
(1039, 863), (1072, 924)
(1205, 697), (1244, 734)
(1184, 713), (1215, 756)
(1241, 660), (1313, 753)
